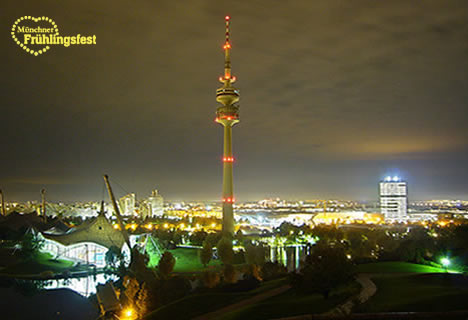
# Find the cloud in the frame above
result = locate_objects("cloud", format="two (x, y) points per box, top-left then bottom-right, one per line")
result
(1, 0), (467, 200)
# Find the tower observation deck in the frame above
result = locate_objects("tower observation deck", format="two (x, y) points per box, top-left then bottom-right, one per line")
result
(215, 16), (239, 235)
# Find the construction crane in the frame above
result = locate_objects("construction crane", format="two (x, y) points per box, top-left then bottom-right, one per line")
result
(0, 189), (5, 216)
(103, 174), (132, 258)
(41, 188), (46, 216)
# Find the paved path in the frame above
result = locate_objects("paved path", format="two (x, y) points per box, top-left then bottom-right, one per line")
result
(321, 274), (377, 317)
(193, 284), (291, 320)
(194, 274), (377, 320)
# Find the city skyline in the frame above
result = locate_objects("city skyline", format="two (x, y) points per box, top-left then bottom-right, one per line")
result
(2, 1), (468, 202)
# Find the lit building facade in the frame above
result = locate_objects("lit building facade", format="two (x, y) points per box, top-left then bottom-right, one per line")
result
(379, 176), (408, 222)
(148, 189), (164, 217)
(119, 193), (136, 216)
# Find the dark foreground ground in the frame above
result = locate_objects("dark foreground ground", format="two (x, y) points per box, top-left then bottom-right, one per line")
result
(0, 287), (99, 320)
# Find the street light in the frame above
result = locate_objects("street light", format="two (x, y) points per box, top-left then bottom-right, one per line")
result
(121, 307), (135, 320)
(441, 257), (450, 272)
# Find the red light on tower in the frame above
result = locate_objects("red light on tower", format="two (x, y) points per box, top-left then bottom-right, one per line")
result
(225, 15), (230, 20)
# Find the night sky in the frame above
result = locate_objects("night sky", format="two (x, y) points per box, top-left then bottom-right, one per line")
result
(2, 1), (468, 202)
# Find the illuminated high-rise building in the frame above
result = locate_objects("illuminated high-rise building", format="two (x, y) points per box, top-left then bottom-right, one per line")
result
(379, 176), (408, 222)
(148, 189), (164, 218)
(215, 16), (240, 235)
(119, 193), (136, 216)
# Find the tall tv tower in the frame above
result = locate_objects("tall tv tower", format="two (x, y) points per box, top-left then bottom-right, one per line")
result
(215, 16), (240, 235)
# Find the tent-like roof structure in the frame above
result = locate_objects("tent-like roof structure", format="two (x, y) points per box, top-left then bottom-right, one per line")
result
(42, 213), (125, 249)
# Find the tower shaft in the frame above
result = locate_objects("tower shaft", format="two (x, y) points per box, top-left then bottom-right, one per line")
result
(222, 125), (234, 234)
(215, 16), (240, 235)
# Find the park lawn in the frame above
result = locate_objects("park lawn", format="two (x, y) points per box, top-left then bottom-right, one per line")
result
(146, 243), (223, 272)
(356, 261), (448, 274)
(0, 252), (75, 275)
(220, 281), (361, 320)
(359, 273), (468, 313)
(144, 277), (288, 320)
(170, 248), (223, 273)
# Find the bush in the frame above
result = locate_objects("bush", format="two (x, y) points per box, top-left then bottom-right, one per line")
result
(242, 264), (262, 281)
(201, 270), (220, 288)
(223, 264), (237, 284)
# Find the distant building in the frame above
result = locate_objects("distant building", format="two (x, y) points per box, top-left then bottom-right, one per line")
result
(148, 190), (164, 218)
(119, 193), (136, 216)
(379, 176), (408, 222)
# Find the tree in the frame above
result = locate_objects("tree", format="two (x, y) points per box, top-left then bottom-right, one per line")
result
(20, 229), (44, 259)
(158, 251), (176, 279)
(199, 240), (213, 267)
(204, 232), (222, 248)
(105, 245), (125, 270)
(313, 225), (343, 244)
(121, 275), (140, 308)
(244, 242), (266, 266)
(254, 243), (266, 266)
(217, 236), (234, 265)
(121, 276), (151, 319)
(293, 244), (354, 299)
(244, 242), (257, 265)
(189, 230), (208, 246)
(135, 282), (149, 317)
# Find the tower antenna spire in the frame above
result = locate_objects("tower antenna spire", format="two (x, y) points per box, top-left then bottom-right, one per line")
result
(223, 15), (234, 81)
